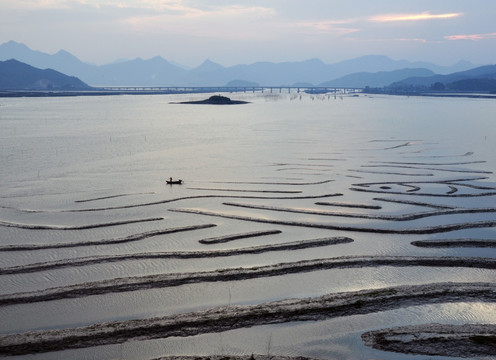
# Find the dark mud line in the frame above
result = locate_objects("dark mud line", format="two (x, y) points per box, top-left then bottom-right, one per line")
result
(349, 169), (433, 177)
(171, 208), (496, 234)
(351, 177), (496, 197)
(222, 201), (496, 222)
(0, 237), (353, 275)
(0, 205), (42, 213)
(352, 187), (496, 197)
(411, 238), (496, 248)
(314, 202), (382, 210)
(276, 168), (332, 172)
(153, 356), (320, 360)
(447, 185), (458, 194)
(74, 192), (156, 203)
(0, 217), (163, 230)
(362, 164), (492, 174)
(306, 158), (346, 161)
(271, 163), (334, 167)
(199, 230), (282, 244)
(406, 151), (474, 158)
(62, 194), (342, 212)
(362, 323), (496, 358)
(0, 282), (493, 356)
(353, 177), (489, 187)
(0, 224), (217, 252)
(1, 256), (494, 306)
(383, 141), (414, 150)
(399, 184), (421, 192)
(373, 197), (455, 209)
(369, 160), (486, 166)
(207, 180), (334, 186)
(370, 139), (420, 143)
(187, 188), (302, 194)
(444, 181), (496, 190)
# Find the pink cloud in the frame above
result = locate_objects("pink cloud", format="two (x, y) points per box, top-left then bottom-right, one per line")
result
(370, 12), (462, 22)
(445, 32), (496, 41)
(295, 20), (359, 36)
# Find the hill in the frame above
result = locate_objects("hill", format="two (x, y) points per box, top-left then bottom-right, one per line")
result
(391, 65), (496, 89)
(0, 59), (90, 90)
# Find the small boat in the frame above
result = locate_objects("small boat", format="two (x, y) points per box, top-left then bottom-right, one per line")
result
(166, 178), (182, 185)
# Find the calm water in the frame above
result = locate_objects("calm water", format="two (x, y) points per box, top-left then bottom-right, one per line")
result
(0, 92), (495, 359)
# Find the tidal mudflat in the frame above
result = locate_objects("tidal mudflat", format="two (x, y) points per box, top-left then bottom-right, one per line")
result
(0, 93), (495, 359)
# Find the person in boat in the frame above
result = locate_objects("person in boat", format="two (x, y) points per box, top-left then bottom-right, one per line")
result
(167, 177), (182, 184)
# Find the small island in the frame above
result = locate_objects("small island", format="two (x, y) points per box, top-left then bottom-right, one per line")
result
(173, 95), (250, 105)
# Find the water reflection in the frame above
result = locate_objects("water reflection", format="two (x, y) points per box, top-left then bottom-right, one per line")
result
(0, 93), (495, 359)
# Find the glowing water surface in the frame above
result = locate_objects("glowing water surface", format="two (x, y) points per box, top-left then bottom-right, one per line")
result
(0, 93), (495, 359)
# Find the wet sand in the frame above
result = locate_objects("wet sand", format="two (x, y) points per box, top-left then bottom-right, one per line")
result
(362, 323), (496, 357)
(1, 256), (494, 306)
(0, 282), (494, 356)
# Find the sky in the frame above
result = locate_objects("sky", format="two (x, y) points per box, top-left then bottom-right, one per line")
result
(1, 0), (496, 67)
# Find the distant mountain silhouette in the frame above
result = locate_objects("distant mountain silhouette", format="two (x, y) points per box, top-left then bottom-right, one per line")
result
(0, 41), (94, 79)
(0, 59), (90, 90)
(0, 41), (479, 87)
(390, 65), (496, 88)
(192, 59), (225, 73)
(94, 56), (186, 86)
(330, 55), (473, 77)
(319, 68), (435, 88)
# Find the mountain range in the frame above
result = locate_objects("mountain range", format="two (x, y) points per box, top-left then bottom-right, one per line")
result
(0, 40), (478, 87)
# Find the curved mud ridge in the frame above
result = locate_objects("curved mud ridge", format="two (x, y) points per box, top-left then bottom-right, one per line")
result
(369, 160), (486, 166)
(74, 192), (155, 203)
(373, 197), (455, 209)
(382, 141), (415, 150)
(187, 188), (302, 194)
(411, 238), (496, 248)
(409, 151), (474, 158)
(222, 201), (496, 222)
(361, 164), (493, 174)
(63, 194), (342, 212)
(199, 230), (282, 244)
(351, 177), (496, 197)
(153, 356), (319, 360)
(0, 224), (217, 252)
(171, 208), (496, 234)
(353, 176), (492, 188)
(0, 282), (494, 356)
(352, 186), (496, 197)
(362, 323), (496, 358)
(349, 169), (434, 177)
(315, 201), (382, 210)
(271, 163), (335, 167)
(0, 237), (354, 275)
(0, 217), (163, 230)
(360, 164), (493, 174)
(207, 180), (334, 186)
(1, 256), (494, 306)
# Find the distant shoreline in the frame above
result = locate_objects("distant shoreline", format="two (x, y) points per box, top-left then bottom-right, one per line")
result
(0, 89), (209, 98)
(1, 89), (495, 99)
(363, 90), (496, 99)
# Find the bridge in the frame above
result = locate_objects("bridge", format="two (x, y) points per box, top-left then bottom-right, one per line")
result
(0, 86), (363, 98)
(99, 86), (363, 94)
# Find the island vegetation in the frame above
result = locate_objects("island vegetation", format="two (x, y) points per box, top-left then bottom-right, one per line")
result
(173, 95), (250, 105)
